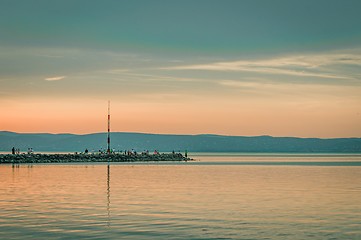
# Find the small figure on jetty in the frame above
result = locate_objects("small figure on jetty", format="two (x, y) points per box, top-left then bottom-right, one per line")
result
(12, 147), (15, 155)
(185, 150), (188, 158)
(85, 148), (89, 154)
(141, 150), (149, 155)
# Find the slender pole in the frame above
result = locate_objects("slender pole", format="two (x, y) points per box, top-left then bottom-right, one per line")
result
(107, 100), (110, 155)
(107, 101), (111, 225)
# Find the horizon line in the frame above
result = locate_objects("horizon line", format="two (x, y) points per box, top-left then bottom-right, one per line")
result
(1, 130), (360, 140)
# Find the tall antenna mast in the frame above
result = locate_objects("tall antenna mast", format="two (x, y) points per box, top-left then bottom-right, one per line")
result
(107, 100), (111, 155)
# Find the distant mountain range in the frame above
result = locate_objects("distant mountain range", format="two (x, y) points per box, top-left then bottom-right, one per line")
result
(1, 131), (361, 153)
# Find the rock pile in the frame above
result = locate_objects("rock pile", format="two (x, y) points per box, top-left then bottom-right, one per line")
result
(0, 153), (191, 164)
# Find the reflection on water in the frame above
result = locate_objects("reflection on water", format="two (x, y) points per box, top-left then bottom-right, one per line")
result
(107, 164), (110, 227)
(0, 156), (361, 239)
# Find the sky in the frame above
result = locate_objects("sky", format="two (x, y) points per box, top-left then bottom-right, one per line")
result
(1, 0), (361, 138)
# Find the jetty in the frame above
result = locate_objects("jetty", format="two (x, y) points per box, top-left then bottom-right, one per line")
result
(2, 103), (192, 164)
(0, 153), (191, 164)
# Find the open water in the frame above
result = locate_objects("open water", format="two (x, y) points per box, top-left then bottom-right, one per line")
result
(1, 154), (361, 239)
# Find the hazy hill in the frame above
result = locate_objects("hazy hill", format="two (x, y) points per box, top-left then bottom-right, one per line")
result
(1, 131), (361, 153)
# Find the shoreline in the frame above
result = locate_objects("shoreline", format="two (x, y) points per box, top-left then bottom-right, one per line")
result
(0, 153), (191, 164)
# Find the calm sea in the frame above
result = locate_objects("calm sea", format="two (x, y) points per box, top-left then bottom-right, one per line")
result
(1, 154), (361, 239)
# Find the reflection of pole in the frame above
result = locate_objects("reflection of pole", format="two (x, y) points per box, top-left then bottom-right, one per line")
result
(107, 101), (110, 155)
(107, 164), (110, 227)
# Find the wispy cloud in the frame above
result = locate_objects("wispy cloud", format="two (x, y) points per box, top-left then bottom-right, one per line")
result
(35, 54), (64, 58)
(106, 69), (201, 83)
(217, 79), (361, 98)
(44, 76), (66, 81)
(163, 53), (361, 80)
(106, 69), (130, 74)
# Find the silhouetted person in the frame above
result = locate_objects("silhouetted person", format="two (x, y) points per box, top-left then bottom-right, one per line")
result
(12, 147), (15, 154)
(85, 148), (89, 154)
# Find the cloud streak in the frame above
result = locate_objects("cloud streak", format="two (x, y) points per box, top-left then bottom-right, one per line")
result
(217, 79), (361, 99)
(163, 53), (361, 80)
(44, 76), (66, 81)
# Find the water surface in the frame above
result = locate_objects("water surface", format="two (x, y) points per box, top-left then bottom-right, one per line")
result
(1, 155), (360, 239)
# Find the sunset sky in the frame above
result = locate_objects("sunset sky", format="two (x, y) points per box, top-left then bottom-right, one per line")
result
(1, 0), (361, 137)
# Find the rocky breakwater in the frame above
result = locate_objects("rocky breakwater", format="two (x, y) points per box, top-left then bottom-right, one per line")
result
(0, 153), (191, 164)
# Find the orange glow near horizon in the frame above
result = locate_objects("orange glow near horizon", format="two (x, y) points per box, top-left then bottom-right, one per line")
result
(1, 96), (360, 138)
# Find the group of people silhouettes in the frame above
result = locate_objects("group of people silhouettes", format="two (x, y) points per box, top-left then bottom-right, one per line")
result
(11, 147), (33, 154)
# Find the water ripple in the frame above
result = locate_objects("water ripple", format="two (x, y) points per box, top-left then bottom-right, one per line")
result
(1, 157), (361, 239)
